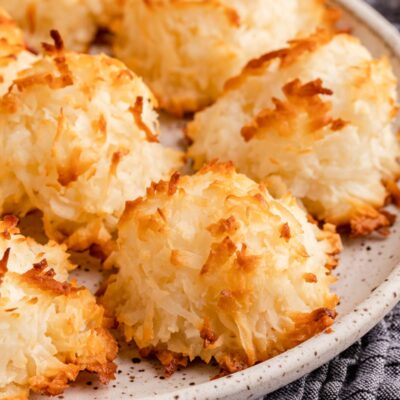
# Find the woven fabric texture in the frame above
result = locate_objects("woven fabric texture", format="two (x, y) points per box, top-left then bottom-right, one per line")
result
(266, 305), (400, 400)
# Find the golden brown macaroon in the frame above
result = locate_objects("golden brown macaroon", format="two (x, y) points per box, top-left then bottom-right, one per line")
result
(102, 162), (341, 375)
(0, 216), (117, 399)
(0, 33), (183, 252)
(188, 31), (400, 236)
(113, 0), (337, 115)
(0, 270), (117, 399)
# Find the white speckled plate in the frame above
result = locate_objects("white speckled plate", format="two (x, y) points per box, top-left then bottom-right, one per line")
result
(31, 1), (400, 399)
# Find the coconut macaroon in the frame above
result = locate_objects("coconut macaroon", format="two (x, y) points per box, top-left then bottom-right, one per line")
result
(0, 271), (118, 399)
(113, 0), (337, 115)
(102, 162), (341, 375)
(0, 0), (114, 52)
(0, 32), (183, 251)
(0, 7), (37, 217)
(0, 216), (117, 399)
(188, 31), (400, 235)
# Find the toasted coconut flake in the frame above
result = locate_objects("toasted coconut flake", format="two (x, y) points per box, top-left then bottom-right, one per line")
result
(42, 29), (65, 53)
(201, 237), (237, 275)
(156, 350), (188, 377)
(130, 96), (159, 143)
(102, 164), (340, 374)
(280, 223), (291, 241)
(200, 318), (219, 349)
(303, 272), (318, 283)
(350, 209), (396, 237)
(0, 247), (9, 279)
(208, 216), (240, 237)
(289, 307), (337, 344)
(21, 260), (79, 296)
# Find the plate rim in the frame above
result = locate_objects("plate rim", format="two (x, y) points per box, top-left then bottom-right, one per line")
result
(141, 1), (400, 399)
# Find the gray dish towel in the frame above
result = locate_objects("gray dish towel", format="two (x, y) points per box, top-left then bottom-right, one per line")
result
(266, 304), (400, 399)
(265, 2), (400, 399)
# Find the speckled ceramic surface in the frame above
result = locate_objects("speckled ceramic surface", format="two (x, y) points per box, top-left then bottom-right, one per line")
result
(30, 1), (400, 399)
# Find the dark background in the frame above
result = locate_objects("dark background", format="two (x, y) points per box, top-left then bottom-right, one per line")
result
(366, 0), (400, 27)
